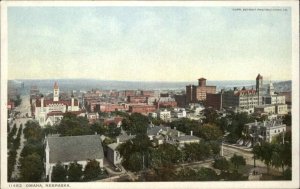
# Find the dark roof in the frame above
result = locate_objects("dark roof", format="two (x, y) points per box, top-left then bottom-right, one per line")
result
(147, 125), (166, 136)
(118, 133), (135, 143)
(47, 135), (104, 163)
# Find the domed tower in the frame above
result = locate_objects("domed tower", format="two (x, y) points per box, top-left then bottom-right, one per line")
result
(256, 74), (263, 105)
(53, 82), (60, 102)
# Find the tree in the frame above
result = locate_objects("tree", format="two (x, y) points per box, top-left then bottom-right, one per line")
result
(209, 141), (221, 157)
(282, 113), (291, 126)
(197, 167), (218, 181)
(254, 142), (274, 174)
(19, 153), (44, 182)
(213, 157), (230, 172)
(84, 160), (101, 181)
(90, 122), (107, 135)
(230, 154), (246, 172)
(122, 113), (149, 135)
(199, 124), (223, 141)
(51, 162), (67, 182)
(58, 112), (91, 136)
(118, 134), (152, 171)
(107, 123), (121, 138)
(21, 140), (44, 159)
(68, 161), (83, 182)
(150, 143), (181, 168)
(183, 142), (211, 162)
(128, 152), (144, 172)
(23, 120), (43, 141)
(203, 108), (218, 124)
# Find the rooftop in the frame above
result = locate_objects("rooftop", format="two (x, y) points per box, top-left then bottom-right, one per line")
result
(47, 135), (104, 164)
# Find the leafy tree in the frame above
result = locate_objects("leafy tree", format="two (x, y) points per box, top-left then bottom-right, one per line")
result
(213, 157), (230, 172)
(150, 143), (181, 168)
(283, 113), (291, 126)
(51, 162), (67, 182)
(23, 120), (43, 141)
(203, 108), (219, 124)
(183, 142), (211, 162)
(58, 112), (91, 136)
(230, 154), (246, 172)
(21, 140), (44, 158)
(176, 167), (198, 181)
(169, 118), (200, 136)
(83, 159), (101, 181)
(209, 141), (221, 157)
(128, 152), (144, 172)
(199, 124), (223, 141)
(43, 125), (57, 136)
(107, 123), (121, 138)
(19, 153), (44, 182)
(68, 161), (83, 182)
(118, 134), (152, 171)
(226, 112), (254, 143)
(216, 117), (229, 133)
(122, 113), (149, 135)
(283, 167), (292, 180)
(90, 122), (107, 135)
(253, 142), (274, 173)
(145, 164), (176, 181)
(197, 167), (218, 181)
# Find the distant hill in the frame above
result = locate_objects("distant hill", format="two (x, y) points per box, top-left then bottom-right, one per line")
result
(272, 80), (292, 92)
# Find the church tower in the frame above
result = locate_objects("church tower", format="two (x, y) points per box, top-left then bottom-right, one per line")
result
(256, 74), (263, 105)
(53, 82), (59, 102)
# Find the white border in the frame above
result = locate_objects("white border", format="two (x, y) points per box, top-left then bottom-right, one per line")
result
(1, 1), (299, 189)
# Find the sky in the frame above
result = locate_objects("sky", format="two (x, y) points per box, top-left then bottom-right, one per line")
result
(8, 6), (292, 81)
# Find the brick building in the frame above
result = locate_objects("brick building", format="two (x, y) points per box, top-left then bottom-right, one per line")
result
(206, 93), (222, 110)
(129, 104), (156, 115)
(186, 77), (216, 103)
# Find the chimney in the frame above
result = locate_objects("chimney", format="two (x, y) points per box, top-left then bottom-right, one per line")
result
(190, 131), (193, 136)
(174, 127), (176, 130)
(95, 132), (97, 135)
(117, 137), (120, 144)
(255, 120), (257, 126)
(177, 131), (180, 137)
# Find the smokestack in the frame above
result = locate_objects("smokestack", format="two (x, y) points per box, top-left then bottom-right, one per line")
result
(117, 137), (120, 144)
(190, 131), (193, 136)
(177, 131), (180, 137)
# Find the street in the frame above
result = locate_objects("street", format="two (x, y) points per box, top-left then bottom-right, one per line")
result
(9, 95), (32, 180)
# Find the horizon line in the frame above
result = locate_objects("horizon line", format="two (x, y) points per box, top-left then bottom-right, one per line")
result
(8, 78), (292, 83)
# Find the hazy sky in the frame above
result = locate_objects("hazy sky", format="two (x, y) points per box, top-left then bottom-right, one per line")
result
(8, 7), (292, 81)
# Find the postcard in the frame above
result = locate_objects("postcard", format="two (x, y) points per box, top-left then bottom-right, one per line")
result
(1, 1), (299, 189)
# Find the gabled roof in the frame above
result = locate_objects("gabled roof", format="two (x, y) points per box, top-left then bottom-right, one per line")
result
(47, 135), (104, 163)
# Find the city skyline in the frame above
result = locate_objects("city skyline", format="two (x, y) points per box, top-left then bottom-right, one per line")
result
(8, 7), (292, 81)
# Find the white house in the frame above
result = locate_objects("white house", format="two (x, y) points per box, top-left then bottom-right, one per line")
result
(157, 109), (171, 122)
(45, 135), (104, 182)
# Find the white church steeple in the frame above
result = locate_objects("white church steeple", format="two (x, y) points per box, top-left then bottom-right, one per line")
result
(53, 82), (59, 102)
